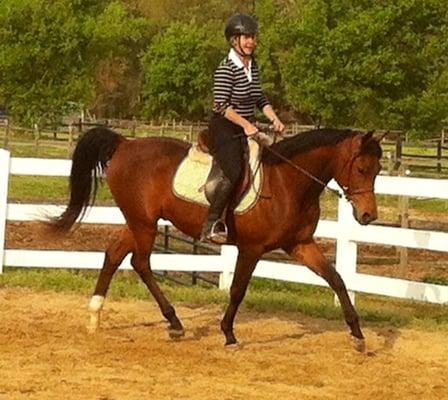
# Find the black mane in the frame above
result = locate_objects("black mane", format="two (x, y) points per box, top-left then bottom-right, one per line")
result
(262, 128), (359, 164)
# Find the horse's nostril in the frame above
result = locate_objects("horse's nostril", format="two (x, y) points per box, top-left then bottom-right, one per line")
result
(361, 212), (376, 224)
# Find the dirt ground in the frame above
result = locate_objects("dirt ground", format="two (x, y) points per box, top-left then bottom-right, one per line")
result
(3, 220), (448, 399)
(0, 287), (447, 400)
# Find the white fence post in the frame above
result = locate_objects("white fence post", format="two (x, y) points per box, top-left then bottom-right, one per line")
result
(0, 149), (11, 273)
(334, 195), (358, 305)
(218, 245), (239, 291)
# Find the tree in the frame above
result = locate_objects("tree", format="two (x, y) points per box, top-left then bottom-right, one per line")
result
(126, 0), (252, 25)
(141, 21), (224, 120)
(0, 0), (148, 125)
(254, 0), (287, 111)
(280, 0), (448, 136)
(86, 2), (151, 118)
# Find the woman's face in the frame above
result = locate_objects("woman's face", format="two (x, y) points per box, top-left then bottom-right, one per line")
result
(234, 34), (257, 56)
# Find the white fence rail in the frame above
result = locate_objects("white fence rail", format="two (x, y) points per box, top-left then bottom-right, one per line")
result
(1, 149), (448, 304)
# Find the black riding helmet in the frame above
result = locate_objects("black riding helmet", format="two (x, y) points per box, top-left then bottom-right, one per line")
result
(224, 13), (258, 41)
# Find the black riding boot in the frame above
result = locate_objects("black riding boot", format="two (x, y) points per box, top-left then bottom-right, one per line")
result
(200, 177), (233, 244)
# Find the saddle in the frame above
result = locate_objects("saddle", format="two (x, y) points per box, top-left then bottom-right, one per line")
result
(172, 129), (264, 214)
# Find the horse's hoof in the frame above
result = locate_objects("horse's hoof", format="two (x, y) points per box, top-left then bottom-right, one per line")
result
(168, 327), (185, 339)
(351, 336), (366, 353)
(225, 336), (237, 346)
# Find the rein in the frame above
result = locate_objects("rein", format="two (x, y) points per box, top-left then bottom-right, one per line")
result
(261, 140), (375, 201)
(261, 144), (343, 199)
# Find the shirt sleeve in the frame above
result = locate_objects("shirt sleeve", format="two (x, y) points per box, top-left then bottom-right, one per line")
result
(212, 63), (233, 115)
(256, 93), (270, 111)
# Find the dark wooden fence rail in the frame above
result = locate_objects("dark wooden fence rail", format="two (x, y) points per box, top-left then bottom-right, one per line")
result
(1, 118), (447, 176)
(153, 226), (221, 286)
(0, 117), (316, 158)
(388, 133), (448, 175)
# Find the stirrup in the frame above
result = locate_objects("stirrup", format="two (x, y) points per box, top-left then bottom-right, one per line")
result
(201, 220), (228, 244)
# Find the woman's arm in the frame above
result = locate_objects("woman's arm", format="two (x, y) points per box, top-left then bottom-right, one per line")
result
(262, 104), (285, 133)
(224, 107), (258, 136)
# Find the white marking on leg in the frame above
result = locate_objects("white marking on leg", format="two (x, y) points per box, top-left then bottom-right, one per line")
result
(87, 295), (104, 334)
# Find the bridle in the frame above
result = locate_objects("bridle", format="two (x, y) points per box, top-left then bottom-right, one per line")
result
(338, 150), (376, 203)
(261, 139), (376, 202)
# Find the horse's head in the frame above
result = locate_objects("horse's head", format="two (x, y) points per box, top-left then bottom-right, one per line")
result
(337, 131), (386, 225)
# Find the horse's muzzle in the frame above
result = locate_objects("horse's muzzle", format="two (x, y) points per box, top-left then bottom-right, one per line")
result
(357, 210), (377, 225)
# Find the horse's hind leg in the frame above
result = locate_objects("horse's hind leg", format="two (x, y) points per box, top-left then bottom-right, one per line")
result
(130, 223), (184, 338)
(88, 227), (134, 333)
(286, 239), (365, 352)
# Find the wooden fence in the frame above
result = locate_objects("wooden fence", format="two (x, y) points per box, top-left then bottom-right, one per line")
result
(2, 118), (447, 177)
(384, 131), (448, 176)
(0, 118), (315, 158)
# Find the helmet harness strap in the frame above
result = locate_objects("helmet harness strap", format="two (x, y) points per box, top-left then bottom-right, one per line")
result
(232, 36), (252, 59)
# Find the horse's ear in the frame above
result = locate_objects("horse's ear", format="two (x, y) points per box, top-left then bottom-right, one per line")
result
(363, 130), (375, 143)
(352, 131), (374, 155)
(373, 130), (388, 142)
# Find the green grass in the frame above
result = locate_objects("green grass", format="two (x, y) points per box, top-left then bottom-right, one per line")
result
(6, 143), (70, 158)
(8, 175), (113, 203)
(382, 141), (448, 178)
(383, 142), (445, 156)
(0, 268), (447, 330)
(423, 275), (448, 286)
(410, 197), (448, 213)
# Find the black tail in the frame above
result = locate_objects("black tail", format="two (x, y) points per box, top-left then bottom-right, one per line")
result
(50, 127), (123, 232)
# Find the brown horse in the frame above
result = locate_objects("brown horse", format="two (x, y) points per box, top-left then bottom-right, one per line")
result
(50, 126), (384, 351)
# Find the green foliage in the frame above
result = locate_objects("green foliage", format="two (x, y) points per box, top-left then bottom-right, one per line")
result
(141, 21), (225, 119)
(1, 0), (447, 137)
(280, 0), (448, 135)
(0, 0), (89, 124)
(0, 0), (148, 125)
(128, 0), (252, 25)
(254, 0), (289, 110)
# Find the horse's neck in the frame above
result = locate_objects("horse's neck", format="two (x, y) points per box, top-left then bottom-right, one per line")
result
(287, 145), (338, 191)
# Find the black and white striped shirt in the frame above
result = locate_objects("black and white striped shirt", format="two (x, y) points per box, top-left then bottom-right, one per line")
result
(213, 50), (270, 119)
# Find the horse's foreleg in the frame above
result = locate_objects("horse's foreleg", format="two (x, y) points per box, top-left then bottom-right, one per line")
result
(131, 225), (184, 338)
(221, 249), (260, 345)
(88, 227), (134, 334)
(286, 239), (365, 351)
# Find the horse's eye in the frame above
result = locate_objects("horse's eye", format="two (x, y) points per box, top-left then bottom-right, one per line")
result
(357, 167), (367, 174)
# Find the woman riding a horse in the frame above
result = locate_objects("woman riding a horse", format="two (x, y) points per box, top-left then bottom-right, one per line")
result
(202, 13), (285, 243)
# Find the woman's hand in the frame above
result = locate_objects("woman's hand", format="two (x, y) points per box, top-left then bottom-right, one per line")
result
(261, 105), (285, 134)
(271, 117), (285, 133)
